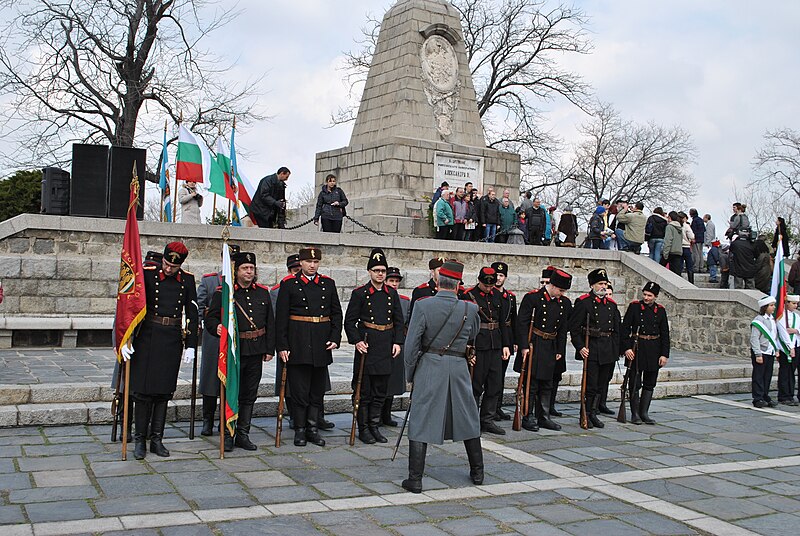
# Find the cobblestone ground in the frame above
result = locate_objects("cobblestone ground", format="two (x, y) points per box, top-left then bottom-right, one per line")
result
(2, 391), (800, 535)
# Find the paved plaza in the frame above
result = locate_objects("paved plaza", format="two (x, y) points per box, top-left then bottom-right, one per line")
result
(2, 356), (800, 536)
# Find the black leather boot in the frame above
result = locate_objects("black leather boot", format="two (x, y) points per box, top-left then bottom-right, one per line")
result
(133, 398), (150, 460)
(629, 388), (642, 425)
(588, 395), (604, 429)
(640, 389), (656, 424)
(149, 400), (171, 457)
(201, 395), (217, 436)
(537, 389), (561, 431)
(126, 394), (134, 440)
(402, 440), (427, 493)
(357, 404), (375, 444)
(549, 384), (563, 417)
(382, 396), (398, 427)
(368, 401), (388, 443)
(599, 382), (614, 415)
(318, 406), (335, 431)
(464, 437), (484, 485)
(293, 406), (307, 447)
(234, 403), (258, 450)
(305, 407), (326, 447)
(223, 427), (234, 452)
(521, 405), (539, 432)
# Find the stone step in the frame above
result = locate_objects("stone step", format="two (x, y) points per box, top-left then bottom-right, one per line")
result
(0, 376), (763, 427)
(0, 364), (753, 406)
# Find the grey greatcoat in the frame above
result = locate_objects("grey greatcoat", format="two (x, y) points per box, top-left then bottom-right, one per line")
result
(404, 291), (481, 444)
(197, 272), (222, 396)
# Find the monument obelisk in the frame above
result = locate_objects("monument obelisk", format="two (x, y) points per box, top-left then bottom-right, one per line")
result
(315, 0), (520, 236)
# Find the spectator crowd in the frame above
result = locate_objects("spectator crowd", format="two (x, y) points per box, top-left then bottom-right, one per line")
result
(432, 182), (792, 292)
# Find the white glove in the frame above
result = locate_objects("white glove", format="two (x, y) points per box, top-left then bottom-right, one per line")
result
(183, 348), (196, 364)
(121, 342), (134, 362)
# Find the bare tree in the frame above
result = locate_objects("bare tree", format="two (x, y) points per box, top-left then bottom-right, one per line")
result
(754, 128), (800, 198)
(556, 103), (697, 220)
(336, 0), (592, 170)
(0, 0), (264, 172)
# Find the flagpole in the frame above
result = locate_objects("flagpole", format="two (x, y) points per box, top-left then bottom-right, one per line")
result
(227, 200), (232, 225)
(160, 120), (167, 223)
(121, 359), (131, 460)
(213, 194), (218, 223)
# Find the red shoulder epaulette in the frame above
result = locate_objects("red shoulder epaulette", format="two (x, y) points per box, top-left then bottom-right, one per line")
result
(578, 293), (591, 300)
(607, 297), (617, 304)
(254, 283), (269, 290)
(400, 294), (410, 301)
(144, 266), (156, 271)
(203, 272), (218, 278)
(319, 274), (333, 280)
(465, 286), (478, 294)
(353, 283), (368, 292)
(631, 300), (640, 305)
(270, 283), (281, 291)
(526, 288), (540, 295)
(507, 290), (516, 297)
(416, 282), (430, 289)
(281, 274), (295, 283)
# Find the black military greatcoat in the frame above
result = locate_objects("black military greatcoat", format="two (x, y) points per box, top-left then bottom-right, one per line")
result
(621, 300), (670, 372)
(275, 272), (342, 367)
(514, 288), (572, 380)
(130, 266), (198, 395)
(344, 283), (405, 376)
(569, 293), (621, 365)
(206, 282), (275, 358)
(465, 286), (512, 351)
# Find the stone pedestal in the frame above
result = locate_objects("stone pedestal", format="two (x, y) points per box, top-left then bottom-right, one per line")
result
(314, 0), (520, 236)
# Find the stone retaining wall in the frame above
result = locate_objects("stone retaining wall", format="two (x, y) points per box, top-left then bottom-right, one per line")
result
(0, 214), (760, 356)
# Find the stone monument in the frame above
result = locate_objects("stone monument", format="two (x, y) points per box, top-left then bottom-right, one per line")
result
(315, 0), (521, 236)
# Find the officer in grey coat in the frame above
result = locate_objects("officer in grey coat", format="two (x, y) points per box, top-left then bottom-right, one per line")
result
(196, 244), (239, 436)
(403, 260), (484, 493)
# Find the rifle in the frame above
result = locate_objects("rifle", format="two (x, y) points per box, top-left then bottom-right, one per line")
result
(111, 361), (123, 442)
(275, 364), (288, 447)
(189, 346), (198, 440)
(524, 338), (534, 416)
(349, 333), (368, 446)
(580, 312), (590, 430)
(513, 321), (534, 431)
(618, 327), (639, 423)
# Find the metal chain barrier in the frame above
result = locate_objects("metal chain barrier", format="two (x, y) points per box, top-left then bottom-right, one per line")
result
(344, 215), (385, 236)
(282, 218), (314, 231)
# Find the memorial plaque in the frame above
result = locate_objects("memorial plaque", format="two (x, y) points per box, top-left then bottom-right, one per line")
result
(434, 153), (484, 191)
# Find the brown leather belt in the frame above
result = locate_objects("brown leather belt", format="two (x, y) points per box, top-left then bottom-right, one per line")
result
(480, 322), (500, 331)
(586, 328), (615, 338)
(362, 322), (394, 331)
(289, 315), (331, 323)
(635, 334), (660, 340)
(146, 314), (181, 326)
(240, 327), (266, 340)
(532, 327), (557, 340)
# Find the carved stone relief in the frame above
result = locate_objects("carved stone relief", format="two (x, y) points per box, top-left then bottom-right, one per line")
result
(420, 34), (461, 140)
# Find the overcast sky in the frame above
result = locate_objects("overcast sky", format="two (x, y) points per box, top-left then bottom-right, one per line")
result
(215, 0), (800, 227)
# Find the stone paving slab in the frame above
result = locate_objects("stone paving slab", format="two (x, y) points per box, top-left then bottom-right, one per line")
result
(2, 393), (798, 534)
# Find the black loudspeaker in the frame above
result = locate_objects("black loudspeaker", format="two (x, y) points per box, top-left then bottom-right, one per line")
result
(107, 146), (146, 220)
(41, 167), (70, 215)
(70, 144), (109, 217)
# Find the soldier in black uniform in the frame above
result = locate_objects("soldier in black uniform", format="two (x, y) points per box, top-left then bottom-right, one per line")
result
(621, 282), (670, 424)
(597, 282), (618, 416)
(538, 266), (567, 417)
(196, 244), (240, 437)
(409, 257), (444, 318)
(569, 268), (621, 429)
(344, 249), (405, 444)
(383, 266), (410, 426)
(491, 261), (516, 421)
(270, 254), (301, 428)
(465, 267), (512, 435)
(515, 269), (573, 431)
(206, 251), (275, 451)
(125, 242), (198, 460)
(275, 247), (343, 447)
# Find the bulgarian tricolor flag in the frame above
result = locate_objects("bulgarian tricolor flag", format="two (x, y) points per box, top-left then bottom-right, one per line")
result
(217, 243), (240, 435)
(771, 236), (788, 322)
(212, 138), (239, 203)
(176, 124), (225, 190)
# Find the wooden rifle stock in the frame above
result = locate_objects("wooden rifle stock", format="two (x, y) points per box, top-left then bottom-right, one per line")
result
(111, 361), (124, 442)
(275, 365), (288, 447)
(580, 312), (590, 430)
(350, 334), (368, 446)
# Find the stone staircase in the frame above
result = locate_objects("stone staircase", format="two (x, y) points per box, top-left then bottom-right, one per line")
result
(0, 357), (758, 428)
